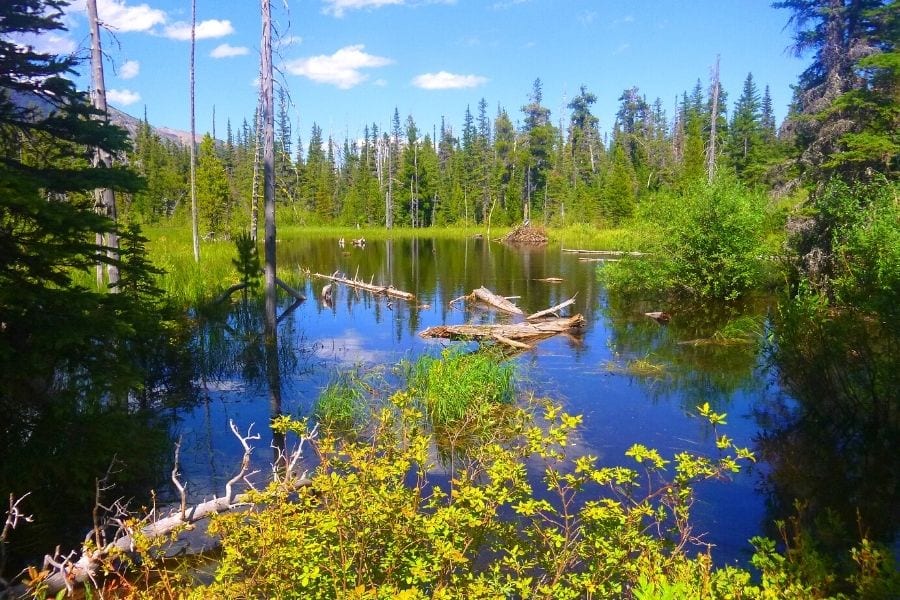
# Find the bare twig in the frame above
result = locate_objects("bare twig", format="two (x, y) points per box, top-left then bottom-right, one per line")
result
(171, 438), (188, 520)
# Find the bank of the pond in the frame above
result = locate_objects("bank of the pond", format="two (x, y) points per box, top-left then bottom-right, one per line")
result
(69, 224), (654, 305)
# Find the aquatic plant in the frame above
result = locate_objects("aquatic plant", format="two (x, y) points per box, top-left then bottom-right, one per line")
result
(406, 347), (515, 428)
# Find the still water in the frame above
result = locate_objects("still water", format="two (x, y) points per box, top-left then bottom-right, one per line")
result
(178, 235), (777, 566)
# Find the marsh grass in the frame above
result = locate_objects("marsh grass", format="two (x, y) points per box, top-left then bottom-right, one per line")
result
(406, 347), (515, 429)
(314, 378), (366, 433)
(605, 355), (668, 378)
(679, 315), (765, 347)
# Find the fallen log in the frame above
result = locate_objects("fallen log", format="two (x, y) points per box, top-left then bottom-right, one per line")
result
(312, 271), (415, 301)
(526, 294), (576, 321)
(534, 277), (564, 283)
(419, 315), (585, 349)
(563, 248), (645, 256)
(452, 286), (524, 315)
(210, 282), (251, 305)
(276, 277), (307, 302)
(28, 421), (316, 597)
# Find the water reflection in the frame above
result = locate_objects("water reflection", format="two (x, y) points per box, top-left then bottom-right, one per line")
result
(601, 294), (770, 410)
(757, 304), (899, 557)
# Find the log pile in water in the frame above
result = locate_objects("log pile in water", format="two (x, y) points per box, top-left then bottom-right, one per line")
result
(500, 222), (549, 245)
(420, 315), (585, 348)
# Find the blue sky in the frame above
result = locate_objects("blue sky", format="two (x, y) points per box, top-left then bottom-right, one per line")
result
(42, 0), (805, 145)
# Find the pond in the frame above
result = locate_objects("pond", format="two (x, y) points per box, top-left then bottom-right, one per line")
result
(178, 235), (779, 566)
(5, 234), (894, 581)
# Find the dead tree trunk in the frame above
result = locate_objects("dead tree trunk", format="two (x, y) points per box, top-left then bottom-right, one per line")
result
(189, 0), (200, 262)
(707, 54), (720, 184)
(86, 0), (119, 290)
(260, 0), (285, 463)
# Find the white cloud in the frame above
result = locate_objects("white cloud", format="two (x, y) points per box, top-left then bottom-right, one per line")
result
(119, 59), (140, 79)
(322, 0), (404, 18)
(412, 71), (488, 90)
(106, 89), (141, 105)
(164, 19), (234, 41)
(94, 0), (166, 32)
(211, 43), (249, 58)
(373, 78), (388, 87)
(286, 45), (392, 89)
(12, 32), (77, 55)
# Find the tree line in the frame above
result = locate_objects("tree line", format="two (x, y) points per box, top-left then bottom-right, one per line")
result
(126, 72), (789, 233)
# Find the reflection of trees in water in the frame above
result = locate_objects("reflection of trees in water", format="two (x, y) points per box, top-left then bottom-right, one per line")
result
(279, 235), (603, 341)
(193, 297), (315, 389)
(756, 306), (899, 558)
(602, 294), (768, 409)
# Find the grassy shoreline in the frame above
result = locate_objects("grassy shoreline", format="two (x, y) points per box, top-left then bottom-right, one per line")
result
(74, 222), (652, 305)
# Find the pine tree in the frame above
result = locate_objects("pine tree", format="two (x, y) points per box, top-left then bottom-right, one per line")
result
(196, 134), (231, 237)
(728, 72), (764, 181)
(0, 0), (171, 414)
(774, 0), (896, 179)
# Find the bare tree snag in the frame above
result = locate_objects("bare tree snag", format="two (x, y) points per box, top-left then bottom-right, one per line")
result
(312, 271), (415, 301)
(189, 0), (200, 263)
(526, 295), (577, 321)
(420, 315), (585, 348)
(707, 54), (720, 184)
(86, 0), (119, 290)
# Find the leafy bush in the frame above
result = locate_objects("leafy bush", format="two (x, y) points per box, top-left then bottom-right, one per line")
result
(814, 178), (899, 321)
(601, 176), (768, 300)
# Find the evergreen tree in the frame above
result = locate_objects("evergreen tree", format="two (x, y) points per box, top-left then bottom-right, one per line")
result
(521, 78), (555, 221)
(196, 134), (231, 237)
(774, 0), (896, 179)
(728, 72), (764, 181)
(0, 0), (177, 418)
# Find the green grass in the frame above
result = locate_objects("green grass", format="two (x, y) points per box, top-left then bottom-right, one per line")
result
(406, 347), (515, 428)
(314, 375), (367, 433)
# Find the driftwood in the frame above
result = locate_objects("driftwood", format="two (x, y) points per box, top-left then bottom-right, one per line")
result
(526, 295), (576, 321)
(276, 277), (306, 301)
(645, 311), (671, 324)
(312, 271), (415, 301)
(30, 421), (316, 597)
(534, 277), (564, 283)
(562, 248), (645, 257)
(419, 315), (585, 349)
(450, 286), (524, 315)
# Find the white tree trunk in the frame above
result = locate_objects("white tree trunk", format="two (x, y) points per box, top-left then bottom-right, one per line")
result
(86, 0), (119, 290)
(190, 0), (200, 262)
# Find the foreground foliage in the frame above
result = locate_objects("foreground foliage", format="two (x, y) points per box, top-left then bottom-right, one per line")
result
(179, 394), (892, 599)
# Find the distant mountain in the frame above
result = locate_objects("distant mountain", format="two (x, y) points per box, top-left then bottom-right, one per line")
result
(107, 105), (196, 147)
(4, 88), (195, 147)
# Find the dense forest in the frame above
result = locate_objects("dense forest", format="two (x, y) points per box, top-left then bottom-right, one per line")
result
(130, 73), (789, 231)
(1, 0), (898, 597)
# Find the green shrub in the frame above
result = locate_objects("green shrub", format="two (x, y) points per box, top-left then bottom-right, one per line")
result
(601, 176), (768, 300)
